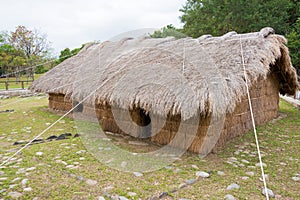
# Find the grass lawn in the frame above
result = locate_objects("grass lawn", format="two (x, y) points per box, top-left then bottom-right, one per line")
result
(0, 97), (299, 199)
(0, 74), (44, 90)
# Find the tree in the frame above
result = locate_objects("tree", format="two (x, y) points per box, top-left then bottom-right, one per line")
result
(8, 26), (51, 78)
(0, 26), (52, 78)
(9, 25), (50, 59)
(180, 0), (299, 37)
(150, 24), (186, 39)
(287, 18), (300, 76)
(0, 41), (27, 79)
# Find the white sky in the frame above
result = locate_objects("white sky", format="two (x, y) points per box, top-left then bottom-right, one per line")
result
(0, 0), (186, 55)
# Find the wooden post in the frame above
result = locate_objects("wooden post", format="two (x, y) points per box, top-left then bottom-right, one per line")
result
(21, 81), (24, 89)
(5, 81), (8, 90)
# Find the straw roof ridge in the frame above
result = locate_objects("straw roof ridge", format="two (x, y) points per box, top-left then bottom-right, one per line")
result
(30, 27), (299, 119)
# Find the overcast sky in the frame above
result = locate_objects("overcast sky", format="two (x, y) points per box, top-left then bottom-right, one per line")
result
(0, 0), (186, 55)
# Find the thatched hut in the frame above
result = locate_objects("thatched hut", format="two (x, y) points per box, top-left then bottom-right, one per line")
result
(30, 27), (299, 155)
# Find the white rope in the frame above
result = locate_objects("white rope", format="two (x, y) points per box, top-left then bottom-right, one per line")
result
(239, 36), (269, 200)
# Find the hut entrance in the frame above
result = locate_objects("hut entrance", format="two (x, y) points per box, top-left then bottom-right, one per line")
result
(73, 101), (84, 113)
(130, 107), (152, 138)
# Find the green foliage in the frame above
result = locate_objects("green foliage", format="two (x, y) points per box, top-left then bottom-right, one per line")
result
(287, 18), (300, 74)
(150, 24), (186, 39)
(180, 0), (299, 37)
(0, 38), (27, 76)
(59, 48), (71, 63)
(35, 65), (47, 74)
(57, 45), (85, 64)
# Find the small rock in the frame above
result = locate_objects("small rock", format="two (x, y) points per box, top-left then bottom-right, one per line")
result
(227, 183), (240, 190)
(217, 171), (225, 176)
(186, 179), (196, 185)
(98, 197), (105, 200)
(246, 172), (255, 177)
(36, 152), (43, 156)
(159, 192), (168, 198)
(133, 172), (143, 177)
(0, 177), (8, 181)
(259, 174), (270, 182)
(76, 150), (86, 154)
(119, 196), (129, 200)
(13, 140), (26, 145)
(224, 194), (236, 200)
(26, 167), (36, 171)
(178, 183), (187, 189)
(255, 163), (267, 167)
(262, 188), (275, 198)
(127, 192), (137, 197)
(61, 161), (67, 165)
(8, 191), (23, 198)
(196, 171), (210, 178)
(74, 133), (80, 138)
(79, 157), (85, 161)
(0, 189), (7, 193)
(11, 177), (21, 183)
(86, 179), (97, 186)
(241, 176), (249, 180)
(23, 187), (32, 192)
(57, 133), (72, 140)
(228, 157), (238, 161)
(9, 184), (18, 189)
(103, 186), (114, 192)
(21, 179), (28, 186)
(46, 135), (57, 140)
(279, 162), (287, 166)
(241, 159), (250, 164)
(191, 165), (199, 170)
(121, 161), (127, 168)
(292, 177), (300, 181)
(164, 166), (174, 170)
(16, 168), (25, 174)
(66, 165), (75, 169)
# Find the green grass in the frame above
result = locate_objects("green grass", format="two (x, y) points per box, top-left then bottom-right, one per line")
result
(0, 97), (299, 199)
(0, 74), (44, 90)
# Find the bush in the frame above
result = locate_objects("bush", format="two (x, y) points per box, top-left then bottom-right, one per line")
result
(35, 65), (48, 74)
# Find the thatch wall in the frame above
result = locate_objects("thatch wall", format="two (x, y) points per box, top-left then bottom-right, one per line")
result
(48, 93), (72, 111)
(48, 72), (279, 153)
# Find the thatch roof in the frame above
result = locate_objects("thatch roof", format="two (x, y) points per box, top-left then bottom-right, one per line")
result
(30, 27), (299, 120)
